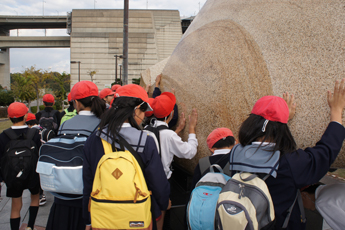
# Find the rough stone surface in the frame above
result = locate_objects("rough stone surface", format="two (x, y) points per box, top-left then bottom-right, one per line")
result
(142, 0), (345, 173)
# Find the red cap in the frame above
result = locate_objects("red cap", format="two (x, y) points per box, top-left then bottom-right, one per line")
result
(207, 128), (234, 149)
(26, 113), (36, 122)
(145, 98), (155, 117)
(71, 81), (99, 100)
(43, 94), (54, 103)
(251, 95), (289, 124)
(67, 93), (72, 102)
(99, 88), (115, 99)
(116, 84), (149, 102)
(111, 84), (121, 92)
(152, 92), (176, 118)
(8, 102), (29, 118)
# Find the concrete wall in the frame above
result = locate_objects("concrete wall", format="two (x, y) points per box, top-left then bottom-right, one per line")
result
(70, 9), (182, 89)
(0, 29), (10, 89)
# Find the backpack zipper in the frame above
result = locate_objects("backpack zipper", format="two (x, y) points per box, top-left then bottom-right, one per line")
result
(227, 179), (272, 222)
(91, 196), (148, 204)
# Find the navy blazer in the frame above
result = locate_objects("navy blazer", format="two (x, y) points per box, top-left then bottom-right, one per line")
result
(265, 122), (345, 229)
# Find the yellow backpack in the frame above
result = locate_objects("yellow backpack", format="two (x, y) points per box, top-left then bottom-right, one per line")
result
(90, 137), (152, 230)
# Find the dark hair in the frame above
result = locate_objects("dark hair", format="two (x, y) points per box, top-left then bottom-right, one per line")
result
(99, 97), (147, 139)
(212, 136), (236, 149)
(26, 119), (39, 126)
(156, 116), (168, 121)
(76, 96), (106, 118)
(43, 102), (53, 107)
(10, 116), (25, 124)
(239, 114), (296, 156)
(67, 101), (75, 112)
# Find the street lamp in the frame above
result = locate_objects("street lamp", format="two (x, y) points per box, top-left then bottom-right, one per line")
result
(70, 61), (81, 82)
(119, 64), (122, 84)
(114, 55), (123, 84)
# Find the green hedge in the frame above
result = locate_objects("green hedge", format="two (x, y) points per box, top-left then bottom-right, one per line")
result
(30, 105), (58, 113)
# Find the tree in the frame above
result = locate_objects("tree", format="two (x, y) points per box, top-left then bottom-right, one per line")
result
(52, 72), (70, 110)
(23, 66), (49, 112)
(11, 74), (36, 109)
(87, 70), (97, 82)
(0, 86), (14, 106)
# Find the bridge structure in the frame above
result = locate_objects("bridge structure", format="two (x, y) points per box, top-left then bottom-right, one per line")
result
(0, 10), (182, 90)
(0, 15), (69, 88)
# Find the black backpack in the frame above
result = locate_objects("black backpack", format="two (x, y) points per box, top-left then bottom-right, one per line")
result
(1, 128), (38, 189)
(39, 110), (58, 132)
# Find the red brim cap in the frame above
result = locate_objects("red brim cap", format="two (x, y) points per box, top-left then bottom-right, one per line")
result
(71, 81), (99, 100)
(99, 88), (115, 99)
(152, 92), (176, 118)
(42, 94), (55, 103)
(116, 84), (152, 111)
(207, 127), (234, 149)
(251, 95), (289, 124)
(26, 113), (36, 122)
(111, 84), (121, 91)
(8, 102), (29, 118)
(67, 93), (72, 102)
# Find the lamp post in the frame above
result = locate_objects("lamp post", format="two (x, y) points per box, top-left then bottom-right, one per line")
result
(123, 0), (129, 85)
(114, 55), (123, 84)
(119, 64), (122, 84)
(70, 61), (81, 82)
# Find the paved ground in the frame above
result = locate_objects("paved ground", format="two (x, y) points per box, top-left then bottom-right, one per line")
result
(0, 174), (342, 230)
(0, 183), (53, 230)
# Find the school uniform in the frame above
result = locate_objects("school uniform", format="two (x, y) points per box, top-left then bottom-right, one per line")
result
(82, 123), (170, 225)
(230, 121), (345, 230)
(191, 149), (230, 189)
(153, 120), (198, 179)
(46, 111), (100, 230)
(0, 125), (41, 198)
(35, 107), (61, 133)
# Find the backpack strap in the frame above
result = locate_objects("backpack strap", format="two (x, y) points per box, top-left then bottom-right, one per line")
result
(3, 128), (36, 141)
(101, 131), (146, 172)
(116, 133), (145, 171)
(199, 157), (211, 175)
(25, 128), (37, 141)
(3, 128), (19, 140)
(282, 190), (306, 229)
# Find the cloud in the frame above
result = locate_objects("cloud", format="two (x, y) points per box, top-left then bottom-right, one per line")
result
(10, 48), (70, 73)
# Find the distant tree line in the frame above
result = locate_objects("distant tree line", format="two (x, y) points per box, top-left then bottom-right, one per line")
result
(1, 66), (71, 112)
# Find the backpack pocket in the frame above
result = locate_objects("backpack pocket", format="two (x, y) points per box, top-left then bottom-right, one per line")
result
(216, 200), (255, 230)
(187, 186), (222, 230)
(36, 156), (83, 194)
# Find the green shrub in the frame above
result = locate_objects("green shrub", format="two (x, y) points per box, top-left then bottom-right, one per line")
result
(0, 107), (8, 118)
(0, 90), (14, 106)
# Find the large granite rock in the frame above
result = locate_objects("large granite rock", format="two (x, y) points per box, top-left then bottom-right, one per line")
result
(142, 0), (345, 172)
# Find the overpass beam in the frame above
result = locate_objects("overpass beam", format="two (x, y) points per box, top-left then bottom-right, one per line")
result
(0, 29), (10, 89)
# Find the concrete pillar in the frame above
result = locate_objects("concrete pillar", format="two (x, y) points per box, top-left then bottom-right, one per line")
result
(0, 29), (10, 89)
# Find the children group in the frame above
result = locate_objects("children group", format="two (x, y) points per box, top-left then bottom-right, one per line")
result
(1, 75), (345, 230)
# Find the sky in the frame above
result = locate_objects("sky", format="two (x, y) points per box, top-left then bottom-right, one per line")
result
(0, 0), (206, 74)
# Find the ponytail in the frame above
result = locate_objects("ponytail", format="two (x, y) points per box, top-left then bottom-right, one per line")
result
(77, 96), (106, 118)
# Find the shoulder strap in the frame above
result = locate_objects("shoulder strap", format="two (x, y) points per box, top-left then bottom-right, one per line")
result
(25, 128), (36, 141)
(199, 157), (211, 175)
(3, 128), (19, 140)
(117, 133), (145, 171)
(101, 131), (146, 172)
(282, 190), (306, 229)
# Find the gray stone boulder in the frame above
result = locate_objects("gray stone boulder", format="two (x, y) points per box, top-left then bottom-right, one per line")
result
(142, 0), (345, 172)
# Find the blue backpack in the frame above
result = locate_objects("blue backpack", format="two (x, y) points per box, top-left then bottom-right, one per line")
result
(187, 164), (231, 230)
